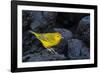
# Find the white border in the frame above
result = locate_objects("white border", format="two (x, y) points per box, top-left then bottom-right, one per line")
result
(17, 5), (94, 68)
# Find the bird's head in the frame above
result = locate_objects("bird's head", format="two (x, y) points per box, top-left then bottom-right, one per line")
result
(54, 32), (62, 42)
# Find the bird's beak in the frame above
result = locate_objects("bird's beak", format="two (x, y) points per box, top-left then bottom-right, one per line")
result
(61, 37), (64, 39)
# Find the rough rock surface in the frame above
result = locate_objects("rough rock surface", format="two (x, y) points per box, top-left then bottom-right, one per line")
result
(67, 39), (90, 59)
(77, 16), (90, 45)
(77, 16), (90, 33)
(30, 11), (57, 32)
(23, 50), (66, 62)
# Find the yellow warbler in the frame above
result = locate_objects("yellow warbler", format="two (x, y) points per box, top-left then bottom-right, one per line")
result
(29, 30), (62, 49)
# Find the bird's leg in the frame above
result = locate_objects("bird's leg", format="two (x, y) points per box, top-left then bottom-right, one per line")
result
(47, 48), (55, 54)
(47, 48), (57, 54)
(50, 48), (58, 54)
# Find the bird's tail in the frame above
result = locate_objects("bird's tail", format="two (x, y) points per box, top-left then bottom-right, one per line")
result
(29, 30), (41, 41)
(29, 30), (35, 35)
(29, 30), (38, 37)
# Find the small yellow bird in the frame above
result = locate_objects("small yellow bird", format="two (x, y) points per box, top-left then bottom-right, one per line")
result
(29, 30), (62, 54)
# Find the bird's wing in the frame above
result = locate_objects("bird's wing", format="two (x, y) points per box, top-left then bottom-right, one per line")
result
(37, 33), (57, 48)
(38, 34), (49, 42)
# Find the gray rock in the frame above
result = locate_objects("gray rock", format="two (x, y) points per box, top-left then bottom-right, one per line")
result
(80, 47), (90, 59)
(23, 49), (66, 62)
(77, 16), (90, 46)
(43, 12), (57, 21)
(30, 12), (57, 31)
(30, 45), (44, 53)
(77, 16), (90, 33)
(22, 11), (31, 27)
(67, 39), (90, 59)
(30, 20), (42, 30)
(67, 39), (83, 59)
(22, 54), (31, 62)
(81, 29), (90, 45)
